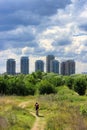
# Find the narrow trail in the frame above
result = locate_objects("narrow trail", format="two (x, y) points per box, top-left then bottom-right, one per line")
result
(30, 112), (45, 130)
(19, 101), (46, 130)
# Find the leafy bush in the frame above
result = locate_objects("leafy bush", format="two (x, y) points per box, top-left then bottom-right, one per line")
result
(0, 73), (87, 96)
(27, 85), (36, 95)
(65, 76), (74, 89)
(38, 80), (56, 94)
(73, 77), (87, 95)
(0, 76), (8, 94)
(43, 74), (64, 87)
(25, 81), (36, 95)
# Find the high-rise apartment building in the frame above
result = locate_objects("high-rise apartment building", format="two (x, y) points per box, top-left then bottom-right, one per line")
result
(35, 60), (44, 72)
(20, 56), (29, 74)
(61, 61), (66, 75)
(46, 55), (55, 72)
(6, 59), (16, 75)
(50, 60), (59, 74)
(61, 60), (75, 75)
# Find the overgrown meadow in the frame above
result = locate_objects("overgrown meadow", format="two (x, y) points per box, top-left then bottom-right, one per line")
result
(0, 72), (87, 130)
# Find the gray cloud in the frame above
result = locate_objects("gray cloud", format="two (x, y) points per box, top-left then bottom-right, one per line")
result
(0, 25), (37, 50)
(0, 13), (41, 32)
(79, 24), (87, 32)
(0, 41), (7, 50)
(0, 34), (35, 42)
(0, 25), (16, 31)
(0, 41), (38, 50)
(0, 0), (71, 15)
(72, 0), (87, 14)
(52, 38), (72, 46)
(0, 0), (71, 31)
(34, 47), (46, 56)
(0, 0), (72, 50)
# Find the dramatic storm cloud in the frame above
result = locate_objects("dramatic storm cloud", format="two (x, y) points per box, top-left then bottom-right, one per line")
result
(0, 0), (87, 73)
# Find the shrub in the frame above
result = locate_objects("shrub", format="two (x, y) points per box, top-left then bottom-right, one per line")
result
(27, 85), (36, 95)
(73, 77), (87, 95)
(38, 80), (56, 94)
(65, 76), (74, 89)
(80, 105), (87, 116)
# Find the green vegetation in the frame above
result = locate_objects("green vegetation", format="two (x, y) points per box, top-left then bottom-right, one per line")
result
(0, 88), (87, 129)
(0, 96), (35, 130)
(38, 80), (57, 94)
(0, 72), (87, 96)
(0, 72), (87, 129)
(39, 86), (87, 130)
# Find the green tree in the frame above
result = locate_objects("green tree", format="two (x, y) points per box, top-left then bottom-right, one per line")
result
(0, 76), (8, 95)
(26, 74), (37, 85)
(25, 83), (36, 95)
(38, 80), (56, 94)
(73, 77), (87, 95)
(65, 76), (74, 89)
(7, 77), (16, 95)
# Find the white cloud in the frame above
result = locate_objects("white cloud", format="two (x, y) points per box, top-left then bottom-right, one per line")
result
(22, 47), (34, 55)
(39, 39), (54, 51)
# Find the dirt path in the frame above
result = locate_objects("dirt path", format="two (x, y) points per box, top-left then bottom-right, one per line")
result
(19, 101), (46, 130)
(30, 112), (45, 130)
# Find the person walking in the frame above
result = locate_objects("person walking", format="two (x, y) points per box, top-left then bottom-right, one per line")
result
(35, 102), (39, 116)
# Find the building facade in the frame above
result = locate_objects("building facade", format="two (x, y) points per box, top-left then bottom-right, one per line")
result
(50, 60), (59, 74)
(60, 61), (66, 75)
(6, 59), (16, 75)
(20, 56), (29, 74)
(46, 55), (55, 73)
(61, 60), (75, 75)
(35, 60), (44, 72)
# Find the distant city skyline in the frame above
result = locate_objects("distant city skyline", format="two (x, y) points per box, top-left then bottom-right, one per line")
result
(0, 55), (87, 74)
(6, 55), (75, 75)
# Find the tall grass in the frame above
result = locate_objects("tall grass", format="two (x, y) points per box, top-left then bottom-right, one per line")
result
(37, 86), (87, 130)
(0, 96), (35, 130)
(0, 87), (87, 130)
(45, 105), (87, 130)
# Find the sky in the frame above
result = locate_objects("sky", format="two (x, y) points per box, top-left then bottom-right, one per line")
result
(0, 0), (87, 74)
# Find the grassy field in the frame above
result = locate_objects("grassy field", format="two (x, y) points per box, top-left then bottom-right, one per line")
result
(0, 86), (87, 130)
(0, 96), (36, 130)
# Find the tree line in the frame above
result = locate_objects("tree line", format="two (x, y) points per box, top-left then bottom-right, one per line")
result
(0, 71), (87, 96)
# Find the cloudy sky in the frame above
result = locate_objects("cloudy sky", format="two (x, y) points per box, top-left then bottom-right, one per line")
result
(0, 0), (87, 74)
